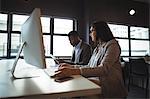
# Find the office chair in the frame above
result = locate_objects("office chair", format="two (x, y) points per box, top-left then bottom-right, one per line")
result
(128, 58), (149, 98)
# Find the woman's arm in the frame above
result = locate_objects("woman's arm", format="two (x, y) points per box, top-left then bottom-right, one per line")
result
(80, 43), (121, 77)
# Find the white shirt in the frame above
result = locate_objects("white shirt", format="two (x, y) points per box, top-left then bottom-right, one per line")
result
(88, 42), (106, 67)
(74, 40), (82, 63)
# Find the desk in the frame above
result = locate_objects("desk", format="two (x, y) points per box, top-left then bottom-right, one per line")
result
(0, 59), (101, 99)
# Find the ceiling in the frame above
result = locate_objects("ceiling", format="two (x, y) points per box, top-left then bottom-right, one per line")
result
(133, 0), (150, 4)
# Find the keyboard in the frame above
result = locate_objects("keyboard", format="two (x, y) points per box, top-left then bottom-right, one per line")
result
(44, 66), (58, 77)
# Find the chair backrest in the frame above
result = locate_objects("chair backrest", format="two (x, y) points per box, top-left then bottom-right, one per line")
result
(129, 58), (148, 76)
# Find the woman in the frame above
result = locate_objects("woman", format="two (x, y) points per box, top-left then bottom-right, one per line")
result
(54, 21), (127, 98)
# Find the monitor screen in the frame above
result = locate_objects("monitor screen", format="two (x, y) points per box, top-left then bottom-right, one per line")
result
(21, 8), (46, 69)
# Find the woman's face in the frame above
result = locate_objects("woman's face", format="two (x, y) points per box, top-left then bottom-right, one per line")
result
(90, 26), (96, 42)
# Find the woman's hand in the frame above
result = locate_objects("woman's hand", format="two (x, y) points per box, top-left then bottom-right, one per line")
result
(59, 63), (74, 69)
(54, 67), (73, 78)
(53, 67), (81, 79)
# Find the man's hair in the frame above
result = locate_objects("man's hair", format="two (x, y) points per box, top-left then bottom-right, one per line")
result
(68, 31), (80, 37)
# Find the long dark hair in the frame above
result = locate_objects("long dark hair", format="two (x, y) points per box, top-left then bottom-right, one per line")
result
(91, 21), (114, 42)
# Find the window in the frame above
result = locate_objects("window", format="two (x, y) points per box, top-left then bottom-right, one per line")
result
(53, 18), (73, 56)
(41, 17), (50, 56)
(117, 39), (129, 56)
(109, 23), (150, 58)
(54, 18), (73, 34)
(53, 36), (73, 56)
(43, 35), (51, 56)
(41, 17), (50, 33)
(12, 14), (29, 31)
(130, 26), (149, 56)
(0, 13), (8, 57)
(0, 33), (7, 57)
(12, 15), (51, 57)
(11, 14), (29, 56)
(12, 15), (74, 57)
(42, 18), (74, 57)
(131, 40), (149, 56)
(0, 14), (7, 30)
(11, 33), (21, 56)
(108, 24), (128, 38)
(130, 26), (149, 39)
(2, 12), (149, 59)
(11, 15), (74, 57)
(1, 13), (74, 58)
(109, 24), (129, 56)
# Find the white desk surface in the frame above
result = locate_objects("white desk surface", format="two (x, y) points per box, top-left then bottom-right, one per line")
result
(0, 59), (101, 99)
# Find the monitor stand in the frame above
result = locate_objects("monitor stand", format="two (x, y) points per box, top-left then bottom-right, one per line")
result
(11, 41), (26, 79)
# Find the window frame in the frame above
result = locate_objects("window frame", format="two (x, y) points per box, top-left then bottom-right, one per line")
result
(108, 23), (150, 59)
(0, 12), (76, 58)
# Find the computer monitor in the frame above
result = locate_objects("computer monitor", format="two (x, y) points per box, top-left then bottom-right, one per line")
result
(11, 8), (46, 78)
(21, 8), (46, 68)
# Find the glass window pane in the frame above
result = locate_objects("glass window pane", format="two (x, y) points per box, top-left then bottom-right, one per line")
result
(41, 17), (50, 33)
(0, 33), (7, 56)
(53, 36), (73, 56)
(11, 34), (21, 56)
(130, 27), (149, 39)
(0, 14), (7, 30)
(54, 18), (73, 34)
(131, 40), (150, 56)
(123, 57), (129, 62)
(43, 35), (51, 56)
(117, 39), (129, 56)
(12, 14), (29, 31)
(108, 24), (128, 38)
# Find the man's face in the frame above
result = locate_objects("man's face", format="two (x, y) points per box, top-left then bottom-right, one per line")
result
(68, 35), (78, 47)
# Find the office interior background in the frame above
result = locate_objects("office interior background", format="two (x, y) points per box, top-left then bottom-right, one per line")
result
(0, 0), (149, 61)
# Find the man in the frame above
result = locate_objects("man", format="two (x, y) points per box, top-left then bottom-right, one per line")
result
(58, 31), (92, 65)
